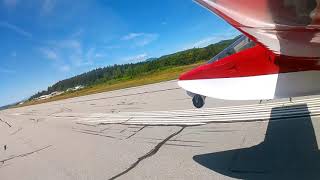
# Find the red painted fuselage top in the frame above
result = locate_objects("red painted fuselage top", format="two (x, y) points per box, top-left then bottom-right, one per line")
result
(179, 45), (320, 81)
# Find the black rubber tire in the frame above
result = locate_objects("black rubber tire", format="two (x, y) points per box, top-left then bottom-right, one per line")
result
(192, 95), (205, 108)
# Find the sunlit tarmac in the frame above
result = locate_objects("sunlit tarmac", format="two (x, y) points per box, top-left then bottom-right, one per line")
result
(1, 80), (320, 179)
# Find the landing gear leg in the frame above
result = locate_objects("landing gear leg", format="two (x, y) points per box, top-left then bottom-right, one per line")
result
(192, 94), (205, 108)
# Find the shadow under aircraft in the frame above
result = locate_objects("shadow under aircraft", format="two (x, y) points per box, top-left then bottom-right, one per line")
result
(193, 104), (320, 179)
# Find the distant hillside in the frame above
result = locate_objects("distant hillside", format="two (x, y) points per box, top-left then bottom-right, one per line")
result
(29, 36), (240, 100)
(0, 102), (20, 110)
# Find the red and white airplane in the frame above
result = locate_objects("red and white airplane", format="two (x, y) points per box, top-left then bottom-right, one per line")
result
(178, 0), (320, 108)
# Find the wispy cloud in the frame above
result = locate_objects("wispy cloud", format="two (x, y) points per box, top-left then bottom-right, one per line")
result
(191, 36), (221, 48)
(70, 29), (84, 38)
(40, 48), (59, 61)
(0, 67), (15, 74)
(59, 64), (70, 72)
(11, 51), (17, 57)
(121, 32), (159, 47)
(40, 38), (107, 72)
(42, 0), (56, 14)
(186, 28), (240, 49)
(54, 39), (81, 50)
(105, 45), (121, 50)
(123, 53), (148, 63)
(0, 21), (32, 38)
(94, 53), (106, 58)
(136, 34), (158, 46)
(121, 33), (144, 41)
(3, 0), (18, 8)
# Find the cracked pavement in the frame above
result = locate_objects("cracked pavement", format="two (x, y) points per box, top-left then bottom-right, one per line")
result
(1, 80), (320, 179)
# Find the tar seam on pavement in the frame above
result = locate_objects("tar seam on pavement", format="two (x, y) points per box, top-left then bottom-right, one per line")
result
(73, 130), (117, 139)
(10, 127), (22, 136)
(0, 118), (12, 128)
(108, 126), (186, 180)
(76, 122), (97, 127)
(126, 126), (147, 139)
(0, 145), (52, 164)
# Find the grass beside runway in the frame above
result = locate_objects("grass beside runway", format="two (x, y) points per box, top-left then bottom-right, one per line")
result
(16, 62), (204, 107)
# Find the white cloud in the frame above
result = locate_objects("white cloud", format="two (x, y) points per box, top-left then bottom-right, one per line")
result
(123, 53), (148, 63)
(0, 21), (32, 38)
(121, 32), (159, 47)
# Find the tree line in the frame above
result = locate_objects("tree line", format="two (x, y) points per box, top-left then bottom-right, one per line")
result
(29, 36), (239, 100)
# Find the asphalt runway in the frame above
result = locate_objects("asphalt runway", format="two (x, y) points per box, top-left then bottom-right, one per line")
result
(1, 80), (320, 179)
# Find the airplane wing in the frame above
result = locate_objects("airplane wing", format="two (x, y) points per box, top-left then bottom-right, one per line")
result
(196, 0), (320, 59)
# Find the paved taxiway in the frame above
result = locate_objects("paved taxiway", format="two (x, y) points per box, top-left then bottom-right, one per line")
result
(1, 80), (320, 179)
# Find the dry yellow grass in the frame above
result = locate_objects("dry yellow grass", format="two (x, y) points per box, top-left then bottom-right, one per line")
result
(17, 62), (203, 107)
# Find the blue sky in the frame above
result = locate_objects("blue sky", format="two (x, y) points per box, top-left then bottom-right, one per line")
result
(0, 0), (239, 106)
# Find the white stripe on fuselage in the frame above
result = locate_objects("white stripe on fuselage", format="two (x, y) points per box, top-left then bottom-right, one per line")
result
(178, 71), (320, 100)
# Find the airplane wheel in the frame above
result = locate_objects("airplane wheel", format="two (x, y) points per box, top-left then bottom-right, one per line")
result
(192, 94), (205, 108)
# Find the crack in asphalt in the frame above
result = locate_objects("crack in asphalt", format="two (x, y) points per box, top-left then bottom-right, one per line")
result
(126, 126), (147, 139)
(73, 130), (116, 139)
(0, 118), (12, 128)
(163, 143), (202, 147)
(100, 126), (112, 133)
(72, 127), (105, 134)
(10, 127), (22, 136)
(121, 117), (133, 125)
(76, 122), (97, 127)
(108, 126), (185, 180)
(0, 162), (11, 169)
(146, 142), (202, 148)
(96, 117), (134, 127)
(120, 128), (127, 133)
(0, 145), (52, 164)
(228, 131), (248, 173)
(137, 137), (207, 144)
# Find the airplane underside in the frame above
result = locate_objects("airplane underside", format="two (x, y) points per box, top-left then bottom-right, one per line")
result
(178, 45), (320, 108)
(179, 0), (320, 108)
(179, 71), (320, 101)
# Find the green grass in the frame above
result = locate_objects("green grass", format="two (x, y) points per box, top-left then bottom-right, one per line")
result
(16, 62), (204, 107)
